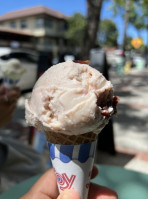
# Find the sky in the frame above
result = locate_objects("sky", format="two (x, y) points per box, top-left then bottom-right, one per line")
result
(0, 0), (147, 45)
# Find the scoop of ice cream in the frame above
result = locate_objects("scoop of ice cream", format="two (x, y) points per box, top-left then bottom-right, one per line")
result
(2, 58), (25, 80)
(25, 60), (114, 135)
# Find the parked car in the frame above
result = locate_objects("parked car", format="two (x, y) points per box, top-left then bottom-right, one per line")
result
(0, 47), (39, 91)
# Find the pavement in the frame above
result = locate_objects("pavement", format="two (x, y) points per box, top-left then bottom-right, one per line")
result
(95, 67), (148, 174)
(1, 66), (148, 175)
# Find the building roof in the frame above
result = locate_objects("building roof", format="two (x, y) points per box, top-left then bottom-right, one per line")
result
(0, 26), (33, 36)
(0, 5), (68, 21)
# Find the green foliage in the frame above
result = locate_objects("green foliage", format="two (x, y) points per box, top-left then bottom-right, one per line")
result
(131, 0), (148, 30)
(66, 13), (86, 46)
(111, 0), (148, 31)
(110, 0), (148, 51)
(98, 19), (118, 47)
(125, 36), (133, 50)
(109, 0), (125, 16)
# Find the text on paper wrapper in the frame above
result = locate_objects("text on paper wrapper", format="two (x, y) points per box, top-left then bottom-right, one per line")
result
(56, 172), (76, 191)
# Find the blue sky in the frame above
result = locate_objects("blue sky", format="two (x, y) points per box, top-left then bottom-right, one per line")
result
(0, 0), (147, 45)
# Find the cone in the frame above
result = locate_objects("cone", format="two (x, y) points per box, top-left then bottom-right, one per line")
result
(2, 59), (25, 89)
(45, 131), (98, 145)
(3, 77), (20, 89)
(46, 131), (98, 199)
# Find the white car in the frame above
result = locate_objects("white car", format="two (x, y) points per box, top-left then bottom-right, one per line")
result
(0, 48), (38, 91)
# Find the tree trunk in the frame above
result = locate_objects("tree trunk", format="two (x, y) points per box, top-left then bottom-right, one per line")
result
(81, 0), (103, 59)
(122, 0), (131, 52)
(145, 21), (148, 56)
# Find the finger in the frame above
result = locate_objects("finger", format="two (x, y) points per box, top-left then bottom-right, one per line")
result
(21, 192), (51, 199)
(0, 105), (15, 127)
(0, 85), (6, 95)
(57, 189), (81, 199)
(4, 104), (15, 121)
(0, 95), (16, 105)
(91, 165), (99, 179)
(7, 88), (21, 101)
(7, 104), (16, 119)
(0, 97), (16, 115)
(88, 183), (118, 199)
(0, 97), (6, 104)
(12, 87), (21, 97)
(22, 168), (59, 199)
(33, 168), (58, 198)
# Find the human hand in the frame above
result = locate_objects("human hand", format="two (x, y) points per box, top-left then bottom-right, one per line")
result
(20, 166), (118, 199)
(0, 85), (21, 128)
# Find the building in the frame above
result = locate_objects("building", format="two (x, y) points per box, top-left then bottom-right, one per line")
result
(0, 6), (68, 57)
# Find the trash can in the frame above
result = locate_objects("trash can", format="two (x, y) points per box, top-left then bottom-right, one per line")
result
(135, 57), (145, 70)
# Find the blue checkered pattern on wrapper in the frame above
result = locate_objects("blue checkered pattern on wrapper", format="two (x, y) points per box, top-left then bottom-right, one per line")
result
(4, 77), (19, 85)
(48, 141), (97, 163)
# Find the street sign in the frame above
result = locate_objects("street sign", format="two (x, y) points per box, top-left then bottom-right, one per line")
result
(131, 38), (143, 49)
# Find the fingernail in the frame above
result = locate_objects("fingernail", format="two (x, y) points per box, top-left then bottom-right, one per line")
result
(60, 193), (70, 199)
(57, 192), (71, 199)
(57, 189), (81, 199)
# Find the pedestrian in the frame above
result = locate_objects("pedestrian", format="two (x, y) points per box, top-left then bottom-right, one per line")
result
(0, 84), (45, 193)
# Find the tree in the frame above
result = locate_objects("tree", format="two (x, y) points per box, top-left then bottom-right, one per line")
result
(111, 0), (133, 52)
(66, 13), (86, 47)
(122, 0), (131, 51)
(130, 0), (148, 54)
(81, 0), (104, 59)
(131, 0), (148, 29)
(111, 0), (148, 52)
(98, 19), (118, 47)
(125, 36), (133, 50)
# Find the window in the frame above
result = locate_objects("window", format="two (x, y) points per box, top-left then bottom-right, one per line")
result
(61, 22), (68, 31)
(11, 52), (37, 63)
(45, 19), (53, 28)
(36, 18), (44, 28)
(10, 22), (16, 28)
(21, 20), (27, 29)
(1, 52), (38, 63)
(55, 38), (59, 45)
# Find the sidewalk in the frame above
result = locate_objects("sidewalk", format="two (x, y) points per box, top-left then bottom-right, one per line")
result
(95, 67), (148, 174)
(112, 68), (148, 151)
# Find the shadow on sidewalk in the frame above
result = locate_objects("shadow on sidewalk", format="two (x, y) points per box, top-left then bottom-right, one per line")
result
(95, 149), (135, 167)
(115, 90), (138, 97)
(114, 103), (148, 133)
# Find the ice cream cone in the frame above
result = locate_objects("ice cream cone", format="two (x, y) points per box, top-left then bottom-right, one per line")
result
(25, 61), (119, 199)
(45, 131), (98, 145)
(48, 136), (97, 199)
(2, 58), (25, 89)
(3, 77), (20, 89)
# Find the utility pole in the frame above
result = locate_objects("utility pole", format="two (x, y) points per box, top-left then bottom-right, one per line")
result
(122, 0), (131, 52)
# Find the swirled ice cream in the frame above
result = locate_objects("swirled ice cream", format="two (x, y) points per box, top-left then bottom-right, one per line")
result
(25, 60), (117, 136)
(2, 58), (25, 89)
(25, 60), (119, 199)
(2, 58), (25, 80)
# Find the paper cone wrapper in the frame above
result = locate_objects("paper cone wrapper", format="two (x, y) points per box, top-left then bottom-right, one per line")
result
(48, 140), (97, 199)
(3, 77), (20, 89)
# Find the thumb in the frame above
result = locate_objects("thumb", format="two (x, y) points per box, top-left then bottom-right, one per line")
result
(0, 84), (6, 95)
(57, 189), (81, 199)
